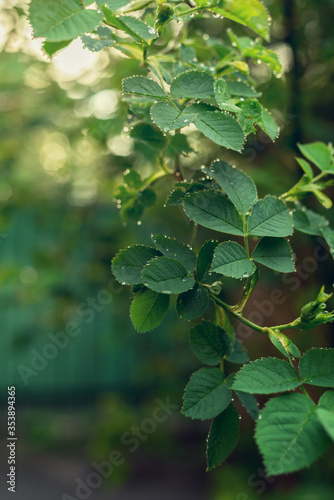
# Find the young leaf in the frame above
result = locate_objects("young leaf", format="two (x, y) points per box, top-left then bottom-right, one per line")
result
(142, 256), (195, 294)
(130, 288), (170, 332)
(319, 391), (334, 410)
(316, 408), (334, 441)
(214, 79), (232, 108)
(103, 10), (158, 43)
(151, 234), (196, 273)
(182, 367), (231, 420)
(232, 357), (301, 394)
(211, 241), (256, 279)
(205, 160), (257, 214)
(243, 46), (282, 74)
(247, 196), (293, 237)
(194, 111), (245, 152)
(295, 157), (313, 179)
(255, 393), (331, 476)
(299, 348), (334, 387)
(189, 321), (230, 366)
(29, 0), (102, 42)
(170, 70), (214, 98)
(227, 80), (260, 98)
(251, 237), (295, 273)
(226, 338), (248, 364)
(206, 405), (240, 471)
(176, 285), (209, 320)
(321, 226), (334, 259)
(112, 245), (160, 285)
(196, 240), (219, 284)
(122, 76), (166, 98)
(293, 208), (329, 236)
(268, 330), (301, 359)
(298, 142), (333, 173)
(183, 191), (244, 236)
(258, 107), (279, 141)
(43, 40), (72, 57)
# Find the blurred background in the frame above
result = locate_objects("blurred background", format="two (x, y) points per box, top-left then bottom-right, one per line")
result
(0, 0), (333, 498)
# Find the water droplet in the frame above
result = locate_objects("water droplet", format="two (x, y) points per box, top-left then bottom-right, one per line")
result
(137, 221), (142, 225)
(148, 27), (156, 35)
(181, 277), (187, 282)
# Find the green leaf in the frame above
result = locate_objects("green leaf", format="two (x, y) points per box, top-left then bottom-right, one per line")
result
(112, 245), (160, 285)
(142, 256), (195, 294)
(227, 80), (260, 98)
(211, 241), (256, 279)
(205, 160), (257, 214)
(168, 133), (193, 156)
(298, 142), (333, 173)
(150, 102), (197, 132)
(176, 285), (209, 320)
(255, 393), (331, 475)
(42, 40), (72, 57)
(209, 0), (270, 41)
(129, 123), (166, 150)
(123, 76), (166, 98)
(130, 288), (170, 332)
(97, 0), (131, 8)
(299, 348), (334, 387)
(189, 321), (230, 366)
(247, 196), (293, 237)
(196, 240), (219, 284)
(29, 0), (102, 42)
(206, 404), (239, 471)
(251, 237), (295, 273)
(81, 30), (114, 52)
(124, 169), (143, 189)
(151, 234), (196, 273)
(232, 357), (301, 394)
(319, 391), (334, 410)
(293, 208), (328, 236)
(296, 157), (313, 179)
(243, 46), (282, 74)
(103, 9), (158, 43)
(258, 107), (279, 141)
(214, 79), (232, 108)
(170, 70), (214, 98)
(194, 111), (245, 152)
(183, 191), (244, 235)
(316, 408), (334, 441)
(182, 368), (231, 420)
(226, 338), (248, 364)
(236, 391), (260, 421)
(322, 226), (334, 259)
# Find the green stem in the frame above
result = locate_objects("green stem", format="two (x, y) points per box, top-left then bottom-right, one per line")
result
(242, 214), (249, 257)
(210, 294), (266, 334)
